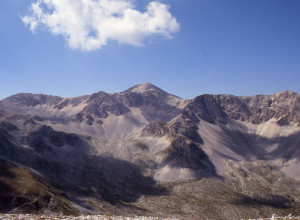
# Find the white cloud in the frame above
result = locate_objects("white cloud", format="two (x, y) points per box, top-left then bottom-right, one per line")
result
(22, 0), (180, 51)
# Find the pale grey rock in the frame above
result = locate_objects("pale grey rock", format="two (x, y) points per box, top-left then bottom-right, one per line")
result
(0, 84), (299, 218)
(215, 91), (300, 125)
(1, 93), (62, 107)
(141, 121), (168, 137)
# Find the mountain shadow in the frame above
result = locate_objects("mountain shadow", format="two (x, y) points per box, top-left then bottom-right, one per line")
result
(0, 159), (16, 212)
(72, 155), (168, 205)
(233, 194), (295, 209)
(0, 125), (168, 209)
(215, 126), (300, 161)
(161, 136), (219, 179)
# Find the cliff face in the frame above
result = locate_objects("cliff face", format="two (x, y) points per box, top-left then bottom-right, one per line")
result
(215, 91), (300, 125)
(1, 85), (298, 127)
(0, 84), (299, 218)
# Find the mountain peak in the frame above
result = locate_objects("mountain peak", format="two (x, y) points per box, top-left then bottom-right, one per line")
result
(1, 93), (63, 107)
(274, 90), (298, 97)
(125, 82), (165, 94)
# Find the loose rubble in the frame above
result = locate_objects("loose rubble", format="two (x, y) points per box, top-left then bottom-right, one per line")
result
(0, 214), (178, 220)
(243, 214), (300, 220)
(0, 214), (299, 220)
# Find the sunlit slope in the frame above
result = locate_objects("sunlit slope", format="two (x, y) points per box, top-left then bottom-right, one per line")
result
(0, 83), (299, 218)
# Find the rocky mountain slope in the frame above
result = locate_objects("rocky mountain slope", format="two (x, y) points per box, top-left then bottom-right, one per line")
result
(0, 83), (299, 219)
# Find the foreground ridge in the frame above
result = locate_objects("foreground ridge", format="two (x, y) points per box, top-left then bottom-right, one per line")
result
(244, 214), (300, 220)
(0, 214), (178, 220)
(0, 214), (299, 220)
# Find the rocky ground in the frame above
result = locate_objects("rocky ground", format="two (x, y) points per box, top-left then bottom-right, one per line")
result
(0, 214), (299, 220)
(0, 84), (299, 219)
(0, 214), (177, 220)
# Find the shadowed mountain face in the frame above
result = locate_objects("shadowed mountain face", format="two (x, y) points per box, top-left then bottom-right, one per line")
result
(0, 83), (299, 218)
(0, 159), (78, 215)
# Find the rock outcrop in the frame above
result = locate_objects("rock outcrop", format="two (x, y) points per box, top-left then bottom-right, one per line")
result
(0, 83), (299, 218)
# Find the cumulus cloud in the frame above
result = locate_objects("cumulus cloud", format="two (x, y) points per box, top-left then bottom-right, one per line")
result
(22, 0), (180, 51)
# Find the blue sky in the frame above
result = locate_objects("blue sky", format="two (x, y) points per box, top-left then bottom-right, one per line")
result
(0, 0), (299, 100)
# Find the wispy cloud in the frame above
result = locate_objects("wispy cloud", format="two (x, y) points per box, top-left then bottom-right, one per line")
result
(22, 0), (180, 51)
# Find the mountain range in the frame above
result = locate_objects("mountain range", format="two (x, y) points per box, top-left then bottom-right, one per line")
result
(0, 83), (299, 219)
